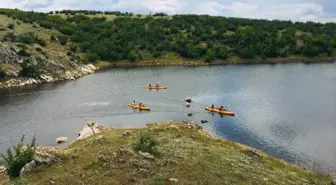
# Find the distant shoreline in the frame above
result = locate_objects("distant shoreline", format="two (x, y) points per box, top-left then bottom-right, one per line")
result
(95, 57), (336, 69)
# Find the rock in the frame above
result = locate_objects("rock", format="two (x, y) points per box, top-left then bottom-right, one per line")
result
(98, 152), (111, 162)
(187, 113), (193, 117)
(40, 74), (54, 82)
(138, 151), (154, 160)
(49, 180), (56, 185)
(0, 44), (20, 64)
(94, 135), (106, 143)
(129, 159), (150, 169)
(77, 122), (105, 140)
(122, 130), (131, 137)
(56, 137), (68, 144)
(119, 147), (135, 155)
(5, 70), (19, 77)
(20, 160), (36, 177)
(0, 166), (6, 175)
(169, 178), (178, 182)
(19, 78), (36, 86)
(168, 125), (179, 130)
(201, 120), (208, 124)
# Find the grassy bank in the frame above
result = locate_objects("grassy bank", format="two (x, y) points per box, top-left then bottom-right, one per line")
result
(1, 122), (332, 185)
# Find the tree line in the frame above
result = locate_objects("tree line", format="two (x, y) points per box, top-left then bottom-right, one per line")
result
(1, 8), (336, 63)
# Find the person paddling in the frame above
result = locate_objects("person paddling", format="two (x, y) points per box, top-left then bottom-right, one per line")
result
(149, 82), (152, 87)
(132, 100), (136, 105)
(211, 104), (215, 109)
(139, 102), (144, 107)
(156, 81), (160, 87)
(219, 106), (224, 111)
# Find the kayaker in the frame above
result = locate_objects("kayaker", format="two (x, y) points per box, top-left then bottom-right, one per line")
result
(132, 100), (136, 105)
(156, 81), (160, 87)
(219, 106), (224, 111)
(149, 82), (152, 87)
(139, 103), (144, 107)
(211, 104), (215, 109)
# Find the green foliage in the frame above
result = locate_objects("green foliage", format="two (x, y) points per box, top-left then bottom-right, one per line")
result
(0, 8), (336, 61)
(20, 59), (40, 77)
(3, 32), (17, 42)
(127, 50), (137, 62)
(134, 134), (158, 155)
(1, 135), (36, 179)
(85, 53), (100, 62)
(204, 49), (216, 63)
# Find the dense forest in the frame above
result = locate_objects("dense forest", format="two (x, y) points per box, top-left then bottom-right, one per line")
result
(1, 8), (336, 63)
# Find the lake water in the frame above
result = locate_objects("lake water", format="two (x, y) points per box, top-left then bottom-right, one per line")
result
(0, 63), (335, 174)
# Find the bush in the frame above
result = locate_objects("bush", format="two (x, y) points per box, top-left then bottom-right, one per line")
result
(20, 60), (40, 77)
(1, 135), (36, 179)
(58, 35), (68, 45)
(134, 134), (158, 155)
(127, 50), (137, 62)
(204, 49), (215, 63)
(7, 23), (15, 29)
(3, 32), (17, 42)
(35, 47), (42, 52)
(86, 53), (100, 62)
(66, 51), (72, 56)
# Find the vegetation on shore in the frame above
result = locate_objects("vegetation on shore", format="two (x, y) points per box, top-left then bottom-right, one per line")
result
(1, 9), (336, 67)
(0, 122), (333, 185)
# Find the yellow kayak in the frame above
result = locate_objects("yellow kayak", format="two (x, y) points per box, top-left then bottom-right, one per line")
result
(128, 104), (150, 111)
(205, 106), (235, 116)
(144, 86), (168, 89)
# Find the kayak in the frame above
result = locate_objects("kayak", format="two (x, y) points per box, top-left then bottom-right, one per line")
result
(128, 104), (150, 111)
(144, 86), (168, 89)
(205, 106), (235, 116)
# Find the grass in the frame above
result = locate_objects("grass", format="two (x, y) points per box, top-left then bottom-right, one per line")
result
(0, 122), (332, 185)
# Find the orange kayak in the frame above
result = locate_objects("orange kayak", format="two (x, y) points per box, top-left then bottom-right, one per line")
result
(144, 86), (168, 89)
(128, 104), (150, 111)
(205, 106), (235, 116)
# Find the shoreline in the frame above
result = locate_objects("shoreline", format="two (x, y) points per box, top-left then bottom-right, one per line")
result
(96, 57), (336, 69)
(1, 121), (334, 184)
(1, 57), (335, 89)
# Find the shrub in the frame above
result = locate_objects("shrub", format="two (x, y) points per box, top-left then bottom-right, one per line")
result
(3, 32), (17, 42)
(204, 49), (215, 63)
(7, 23), (15, 30)
(58, 35), (68, 45)
(1, 135), (36, 179)
(134, 134), (158, 155)
(20, 60), (40, 77)
(35, 47), (42, 52)
(66, 51), (72, 56)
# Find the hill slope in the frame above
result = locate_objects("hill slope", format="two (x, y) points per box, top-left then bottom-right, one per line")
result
(0, 122), (332, 185)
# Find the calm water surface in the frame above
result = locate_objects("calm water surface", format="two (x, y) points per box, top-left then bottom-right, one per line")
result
(0, 63), (335, 173)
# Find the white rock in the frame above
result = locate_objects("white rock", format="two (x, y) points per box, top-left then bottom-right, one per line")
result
(40, 74), (54, 82)
(138, 151), (154, 160)
(123, 130), (131, 137)
(169, 178), (178, 182)
(56, 137), (68, 144)
(0, 166), (6, 175)
(77, 122), (104, 140)
(168, 125), (179, 130)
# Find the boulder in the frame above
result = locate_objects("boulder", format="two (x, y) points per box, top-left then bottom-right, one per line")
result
(56, 137), (68, 144)
(94, 135), (106, 143)
(138, 151), (154, 160)
(0, 44), (20, 64)
(20, 160), (36, 177)
(169, 178), (178, 182)
(0, 166), (6, 175)
(77, 122), (105, 140)
(40, 74), (54, 83)
(123, 130), (131, 137)
(168, 125), (179, 130)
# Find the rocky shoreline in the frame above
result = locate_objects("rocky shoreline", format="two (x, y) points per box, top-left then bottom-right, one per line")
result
(0, 64), (97, 88)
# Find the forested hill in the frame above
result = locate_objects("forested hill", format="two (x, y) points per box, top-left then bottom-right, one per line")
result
(1, 8), (336, 64)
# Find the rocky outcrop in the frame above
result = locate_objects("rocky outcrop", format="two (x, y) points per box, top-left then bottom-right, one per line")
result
(20, 147), (62, 178)
(77, 122), (107, 140)
(0, 44), (20, 64)
(0, 166), (6, 176)
(56, 137), (68, 144)
(1, 63), (98, 88)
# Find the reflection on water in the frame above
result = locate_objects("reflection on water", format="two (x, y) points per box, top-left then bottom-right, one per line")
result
(0, 63), (335, 174)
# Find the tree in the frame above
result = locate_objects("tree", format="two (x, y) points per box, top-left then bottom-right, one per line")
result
(204, 49), (215, 63)
(20, 59), (40, 77)
(127, 50), (137, 61)
(0, 66), (5, 78)
(216, 46), (228, 59)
